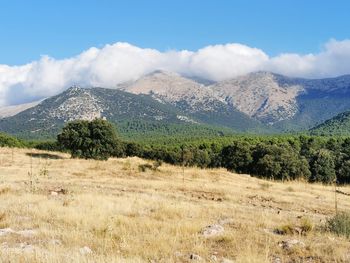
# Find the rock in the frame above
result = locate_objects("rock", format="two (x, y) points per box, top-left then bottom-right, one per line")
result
(18, 243), (35, 253)
(210, 255), (218, 261)
(221, 258), (235, 263)
(50, 188), (67, 195)
(1, 242), (36, 254)
(48, 239), (62, 246)
(279, 239), (305, 250)
(201, 224), (224, 237)
(271, 256), (282, 263)
(174, 251), (182, 257)
(0, 228), (36, 237)
(189, 253), (202, 261)
(79, 246), (93, 255)
(16, 229), (37, 237)
(0, 228), (15, 236)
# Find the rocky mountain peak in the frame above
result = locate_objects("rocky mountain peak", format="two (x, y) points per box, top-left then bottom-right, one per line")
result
(210, 71), (304, 123)
(119, 70), (225, 112)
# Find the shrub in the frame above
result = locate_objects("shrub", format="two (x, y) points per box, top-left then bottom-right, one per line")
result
(152, 160), (162, 171)
(326, 212), (350, 238)
(300, 218), (313, 234)
(138, 163), (153, 172)
(138, 161), (162, 172)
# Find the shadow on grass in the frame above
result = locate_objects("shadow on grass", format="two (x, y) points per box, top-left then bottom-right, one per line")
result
(26, 152), (64, 159)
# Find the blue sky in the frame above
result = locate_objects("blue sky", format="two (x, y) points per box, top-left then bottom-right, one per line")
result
(1, 0), (349, 65)
(1, 0), (350, 106)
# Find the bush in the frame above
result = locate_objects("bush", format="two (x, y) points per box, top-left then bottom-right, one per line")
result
(138, 163), (153, 172)
(326, 212), (350, 238)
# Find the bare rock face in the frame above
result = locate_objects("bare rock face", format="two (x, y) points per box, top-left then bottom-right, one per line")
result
(210, 72), (303, 124)
(119, 70), (226, 113)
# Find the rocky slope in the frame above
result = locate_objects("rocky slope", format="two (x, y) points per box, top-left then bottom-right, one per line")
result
(119, 70), (225, 112)
(210, 72), (303, 124)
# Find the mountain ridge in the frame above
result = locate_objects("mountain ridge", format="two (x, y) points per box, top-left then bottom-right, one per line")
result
(2, 70), (350, 138)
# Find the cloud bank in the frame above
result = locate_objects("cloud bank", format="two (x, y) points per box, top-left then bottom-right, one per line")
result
(1, 39), (350, 106)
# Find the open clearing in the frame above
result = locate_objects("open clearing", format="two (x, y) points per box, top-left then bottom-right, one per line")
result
(0, 147), (349, 262)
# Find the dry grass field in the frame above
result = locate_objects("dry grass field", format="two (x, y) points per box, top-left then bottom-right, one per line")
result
(0, 147), (349, 262)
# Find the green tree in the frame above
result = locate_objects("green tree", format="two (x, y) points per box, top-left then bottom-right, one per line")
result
(338, 159), (350, 184)
(309, 149), (336, 184)
(57, 119), (120, 160)
(252, 143), (310, 181)
(221, 141), (253, 173)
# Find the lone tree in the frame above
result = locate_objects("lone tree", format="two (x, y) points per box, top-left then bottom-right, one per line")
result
(57, 119), (120, 160)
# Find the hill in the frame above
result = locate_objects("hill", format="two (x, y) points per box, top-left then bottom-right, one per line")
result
(0, 147), (349, 262)
(310, 111), (350, 135)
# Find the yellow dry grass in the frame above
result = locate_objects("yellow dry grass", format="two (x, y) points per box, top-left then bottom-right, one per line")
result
(0, 147), (349, 262)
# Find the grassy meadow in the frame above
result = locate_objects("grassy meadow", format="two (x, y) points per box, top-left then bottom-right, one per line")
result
(0, 147), (350, 262)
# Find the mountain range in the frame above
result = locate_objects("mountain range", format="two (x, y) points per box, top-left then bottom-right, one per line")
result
(1, 70), (350, 139)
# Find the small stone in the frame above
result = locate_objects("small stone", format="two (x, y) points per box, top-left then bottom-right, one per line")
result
(271, 256), (282, 263)
(174, 251), (182, 257)
(221, 258), (235, 263)
(51, 191), (58, 196)
(201, 224), (224, 237)
(79, 246), (93, 255)
(49, 239), (62, 246)
(189, 253), (202, 261)
(19, 243), (35, 253)
(210, 255), (218, 261)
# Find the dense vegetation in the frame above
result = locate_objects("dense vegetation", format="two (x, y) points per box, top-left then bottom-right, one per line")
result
(310, 111), (350, 136)
(2, 119), (350, 184)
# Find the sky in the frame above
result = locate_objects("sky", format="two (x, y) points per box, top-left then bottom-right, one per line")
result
(0, 0), (350, 106)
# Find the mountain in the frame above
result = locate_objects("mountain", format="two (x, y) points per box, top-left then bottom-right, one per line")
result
(118, 70), (270, 132)
(0, 85), (268, 139)
(2, 70), (350, 139)
(209, 72), (350, 131)
(310, 111), (350, 135)
(210, 71), (302, 124)
(271, 74), (350, 131)
(119, 70), (350, 132)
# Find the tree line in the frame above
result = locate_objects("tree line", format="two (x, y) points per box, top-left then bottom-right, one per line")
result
(2, 119), (350, 184)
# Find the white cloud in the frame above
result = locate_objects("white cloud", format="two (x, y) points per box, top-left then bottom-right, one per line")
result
(1, 39), (350, 106)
